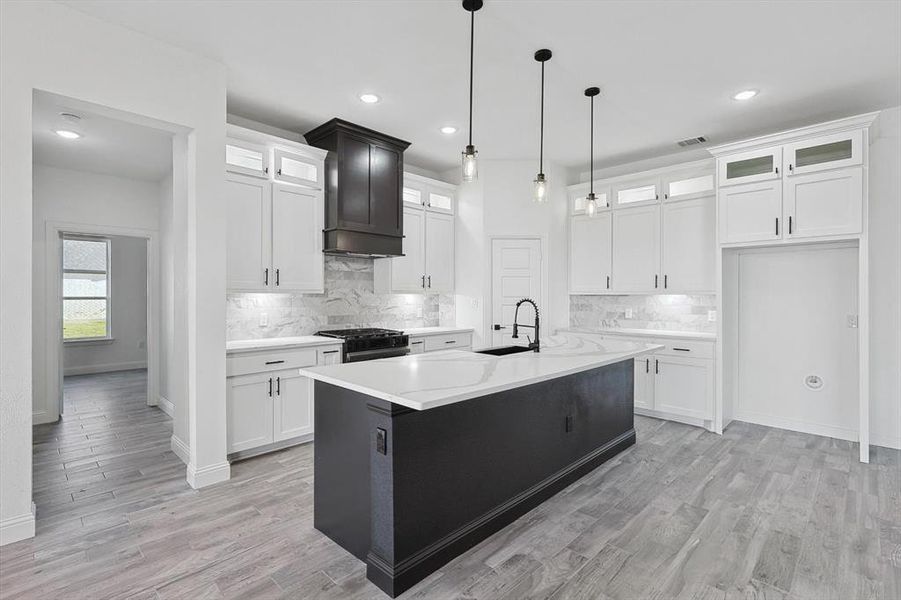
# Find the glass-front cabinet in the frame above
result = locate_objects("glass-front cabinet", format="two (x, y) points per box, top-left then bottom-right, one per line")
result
(273, 149), (321, 188)
(718, 146), (782, 186)
(783, 130), (862, 176)
(664, 173), (714, 201)
(570, 186), (609, 214)
(614, 180), (659, 206)
(226, 140), (269, 179)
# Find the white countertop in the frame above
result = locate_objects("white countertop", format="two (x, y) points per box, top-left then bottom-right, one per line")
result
(402, 326), (474, 337)
(226, 335), (341, 354)
(563, 327), (716, 341)
(300, 332), (661, 411)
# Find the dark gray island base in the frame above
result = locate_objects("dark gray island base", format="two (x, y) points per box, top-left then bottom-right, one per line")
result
(313, 359), (634, 597)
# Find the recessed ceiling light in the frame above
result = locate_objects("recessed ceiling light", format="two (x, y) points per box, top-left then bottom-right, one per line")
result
(54, 129), (82, 139)
(359, 93), (380, 104)
(440, 126), (457, 135)
(54, 113), (83, 139)
(732, 89), (758, 101)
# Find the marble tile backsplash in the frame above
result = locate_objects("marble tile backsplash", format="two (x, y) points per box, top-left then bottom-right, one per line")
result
(569, 294), (716, 333)
(227, 256), (455, 340)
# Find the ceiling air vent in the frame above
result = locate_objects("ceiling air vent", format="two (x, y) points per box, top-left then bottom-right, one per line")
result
(677, 136), (707, 147)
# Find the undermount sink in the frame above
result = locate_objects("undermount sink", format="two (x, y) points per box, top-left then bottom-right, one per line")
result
(475, 345), (536, 356)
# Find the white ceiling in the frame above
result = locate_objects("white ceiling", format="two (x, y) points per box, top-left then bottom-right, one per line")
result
(61, 0), (900, 174)
(33, 90), (173, 181)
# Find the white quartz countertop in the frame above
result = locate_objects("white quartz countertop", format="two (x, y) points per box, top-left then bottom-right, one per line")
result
(402, 326), (474, 337)
(226, 335), (341, 353)
(300, 332), (662, 411)
(563, 327), (716, 341)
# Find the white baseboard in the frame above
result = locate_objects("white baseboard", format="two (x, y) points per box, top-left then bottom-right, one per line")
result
(734, 410), (858, 442)
(32, 409), (56, 425)
(157, 395), (175, 418)
(871, 431), (901, 451)
(635, 407), (711, 431)
(64, 361), (147, 376)
(170, 434), (190, 466)
(186, 461), (231, 489)
(0, 503), (36, 546)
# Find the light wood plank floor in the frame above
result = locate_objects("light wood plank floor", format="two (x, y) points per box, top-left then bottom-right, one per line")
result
(1, 369), (899, 599)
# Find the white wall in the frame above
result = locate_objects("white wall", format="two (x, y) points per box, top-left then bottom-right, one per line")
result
(447, 160), (569, 347)
(1, 1), (229, 545)
(63, 235), (148, 375)
(33, 166), (158, 402)
(869, 106), (901, 450)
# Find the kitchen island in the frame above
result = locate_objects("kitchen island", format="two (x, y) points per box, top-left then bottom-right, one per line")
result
(300, 332), (660, 597)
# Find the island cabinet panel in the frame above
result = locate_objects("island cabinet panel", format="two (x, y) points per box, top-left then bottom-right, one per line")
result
(313, 359), (636, 598)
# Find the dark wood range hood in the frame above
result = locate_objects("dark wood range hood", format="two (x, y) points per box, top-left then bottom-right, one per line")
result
(304, 119), (411, 257)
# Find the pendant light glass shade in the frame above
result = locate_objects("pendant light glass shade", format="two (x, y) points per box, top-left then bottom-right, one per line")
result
(585, 192), (598, 217)
(461, 0), (482, 182)
(532, 49), (552, 203)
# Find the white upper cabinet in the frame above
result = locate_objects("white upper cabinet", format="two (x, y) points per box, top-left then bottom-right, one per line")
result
(783, 130), (862, 176)
(718, 146), (782, 186)
(226, 140), (270, 179)
(225, 173), (271, 291)
(271, 184), (324, 292)
(784, 167), (862, 239)
(664, 173), (714, 202)
(273, 148), (321, 188)
(718, 179), (782, 244)
(662, 196), (716, 292)
(569, 213), (612, 293)
(614, 179), (660, 207)
(375, 172), (456, 293)
(612, 205), (661, 293)
(425, 211), (454, 292)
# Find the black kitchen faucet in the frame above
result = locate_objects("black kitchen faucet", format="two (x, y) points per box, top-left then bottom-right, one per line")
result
(511, 298), (540, 352)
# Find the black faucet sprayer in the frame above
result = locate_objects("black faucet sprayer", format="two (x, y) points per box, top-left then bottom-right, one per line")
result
(511, 298), (540, 352)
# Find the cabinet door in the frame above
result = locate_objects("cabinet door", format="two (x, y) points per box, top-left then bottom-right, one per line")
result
(226, 173), (271, 291)
(718, 180), (782, 244)
(409, 338), (425, 354)
(426, 188), (455, 215)
(633, 357), (654, 411)
(654, 355), (714, 421)
(664, 173), (714, 202)
(784, 130), (862, 176)
(614, 179), (660, 207)
(271, 184), (324, 292)
(273, 371), (313, 442)
(569, 213), (612, 293)
(612, 205), (660, 292)
(227, 373), (274, 453)
(425, 211), (454, 292)
(718, 147), (782, 186)
(226, 139), (269, 179)
(317, 347), (342, 365)
(370, 143), (403, 236)
(274, 149), (320, 188)
(784, 167), (862, 239)
(391, 205), (426, 291)
(662, 196), (716, 292)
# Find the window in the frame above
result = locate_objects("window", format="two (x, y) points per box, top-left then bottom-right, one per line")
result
(62, 236), (111, 341)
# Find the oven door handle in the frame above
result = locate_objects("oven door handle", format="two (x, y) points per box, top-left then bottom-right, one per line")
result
(344, 347), (411, 363)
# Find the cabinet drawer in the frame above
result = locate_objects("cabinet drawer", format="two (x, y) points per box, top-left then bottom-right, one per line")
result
(654, 340), (714, 359)
(423, 332), (471, 352)
(227, 348), (318, 377)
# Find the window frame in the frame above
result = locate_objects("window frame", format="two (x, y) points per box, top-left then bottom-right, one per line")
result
(62, 235), (113, 343)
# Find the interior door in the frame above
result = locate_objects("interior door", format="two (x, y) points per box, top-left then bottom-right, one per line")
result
(662, 196), (716, 292)
(225, 173), (271, 291)
(273, 371), (314, 442)
(391, 206), (426, 291)
(425, 211), (454, 292)
(491, 238), (542, 347)
(611, 205), (660, 292)
(569, 213), (612, 293)
(271, 184), (323, 292)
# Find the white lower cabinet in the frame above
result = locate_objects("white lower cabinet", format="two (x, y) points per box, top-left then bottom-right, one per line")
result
(226, 343), (342, 458)
(633, 357), (654, 411)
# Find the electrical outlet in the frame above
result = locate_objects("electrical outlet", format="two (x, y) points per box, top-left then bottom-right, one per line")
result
(138, 339), (145, 349)
(707, 310), (717, 322)
(259, 312), (269, 327)
(847, 314), (858, 328)
(624, 308), (633, 319)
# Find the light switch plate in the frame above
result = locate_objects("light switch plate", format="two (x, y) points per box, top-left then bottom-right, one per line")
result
(708, 310), (717, 322)
(847, 315), (858, 328)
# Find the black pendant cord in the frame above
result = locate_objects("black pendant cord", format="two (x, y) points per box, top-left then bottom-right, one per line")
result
(589, 93), (594, 195)
(468, 7), (474, 147)
(539, 60), (545, 174)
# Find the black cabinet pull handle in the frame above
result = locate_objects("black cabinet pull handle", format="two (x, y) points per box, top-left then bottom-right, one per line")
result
(421, 275), (425, 288)
(276, 268), (280, 286)
(776, 218), (779, 236)
(264, 268), (269, 286)
(673, 347), (690, 352)
(276, 377), (281, 395)
(789, 164), (793, 172)
(268, 378), (272, 397)
(664, 274), (668, 289)
(655, 359), (659, 374)
(277, 168), (282, 176)
(265, 360), (285, 365)
(322, 350), (339, 354)
(412, 340), (424, 344)
(775, 166), (779, 175)
(428, 275), (431, 288)
(264, 166), (269, 174)
(445, 340), (456, 344)
(789, 216), (793, 235)
(606, 275), (610, 289)
(654, 274), (658, 288)
(645, 358), (649, 373)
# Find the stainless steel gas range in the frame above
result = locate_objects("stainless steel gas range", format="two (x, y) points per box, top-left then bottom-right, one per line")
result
(315, 328), (410, 363)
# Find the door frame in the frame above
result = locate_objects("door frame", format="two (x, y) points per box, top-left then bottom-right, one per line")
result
(486, 235), (547, 347)
(45, 221), (160, 422)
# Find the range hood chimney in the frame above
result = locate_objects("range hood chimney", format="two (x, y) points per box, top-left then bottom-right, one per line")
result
(304, 119), (411, 257)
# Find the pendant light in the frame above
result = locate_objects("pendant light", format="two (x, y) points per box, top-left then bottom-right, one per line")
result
(584, 87), (601, 217)
(533, 49), (552, 203)
(461, 0), (482, 182)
